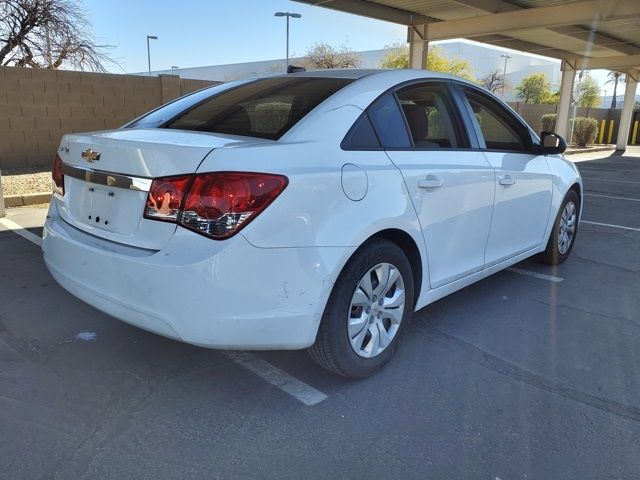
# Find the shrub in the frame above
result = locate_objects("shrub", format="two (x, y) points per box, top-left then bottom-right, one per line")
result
(541, 113), (557, 132)
(571, 117), (598, 147)
(539, 114), (599, 146)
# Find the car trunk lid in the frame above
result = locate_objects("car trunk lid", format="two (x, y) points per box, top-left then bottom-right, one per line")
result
(56, 128), (269, 250)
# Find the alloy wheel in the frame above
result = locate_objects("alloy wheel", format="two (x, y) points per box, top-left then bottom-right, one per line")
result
(347, 263), (406, 358)
(558, 201), (577, 255)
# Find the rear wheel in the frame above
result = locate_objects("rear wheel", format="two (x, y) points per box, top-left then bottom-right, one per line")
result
(539, 189), (580, 265)
(308, 239), (414, 378)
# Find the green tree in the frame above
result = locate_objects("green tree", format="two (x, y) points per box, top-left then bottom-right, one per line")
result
(379, 44), (476, 82)
(541, 90), (560, 105)
(576, 72), (602, 114)
(515, 73), (552, 103)
(379, 43), (409, 69)
(427, 47), (475, 82)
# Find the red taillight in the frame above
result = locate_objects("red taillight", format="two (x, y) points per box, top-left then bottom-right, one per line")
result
(180, 172), (288, 239)
(143, 172), (288, 239)
(52, 153), (64, 195)
(144, 175), (192, 222)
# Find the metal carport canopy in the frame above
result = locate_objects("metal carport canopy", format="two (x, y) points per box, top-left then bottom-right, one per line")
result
(295, 0), (640, 149)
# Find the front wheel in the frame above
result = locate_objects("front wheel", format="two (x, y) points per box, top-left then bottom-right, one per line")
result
(539, 189), (580, 265)
(308, 239), (414, 378)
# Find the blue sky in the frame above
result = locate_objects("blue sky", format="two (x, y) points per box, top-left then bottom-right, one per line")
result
(82, 0), (621, 95)
(84, 0), (407, 74)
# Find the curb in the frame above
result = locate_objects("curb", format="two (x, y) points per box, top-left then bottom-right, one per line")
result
(3, 192), (52, 207)
(564, 146), (616, 155)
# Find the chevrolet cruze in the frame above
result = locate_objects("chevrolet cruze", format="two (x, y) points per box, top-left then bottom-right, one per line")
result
(43, 69), (582, 377)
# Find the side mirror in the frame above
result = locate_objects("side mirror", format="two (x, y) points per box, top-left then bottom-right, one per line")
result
(539, 131), (567, 155)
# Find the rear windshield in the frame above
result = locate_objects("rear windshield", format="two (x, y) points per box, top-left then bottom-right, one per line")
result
(161, 77), (353, 140)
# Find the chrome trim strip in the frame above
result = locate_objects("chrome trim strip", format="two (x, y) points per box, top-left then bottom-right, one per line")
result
(62, 163), (153, 192)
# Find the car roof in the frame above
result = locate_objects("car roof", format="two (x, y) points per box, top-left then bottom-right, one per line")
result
(283, 69), (383, 79)
(281, 68), (471, 84)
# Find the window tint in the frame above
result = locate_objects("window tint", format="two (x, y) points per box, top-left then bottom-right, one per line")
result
(164, 77), (353, 140)
(463, 89), (529, 152)
(341, 113), (381, 149)
(127, 83), (236, 128)
(367, 93), (411, 148)
(396, 83), (465, 148)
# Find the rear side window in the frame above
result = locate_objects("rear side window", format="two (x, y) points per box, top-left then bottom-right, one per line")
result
(463, 88), (530, 152)
(164, 77), (353, 140)
(341, 113), (380, 149)
(367, 93), (411, 148)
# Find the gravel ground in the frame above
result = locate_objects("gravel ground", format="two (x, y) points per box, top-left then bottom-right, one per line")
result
(1, 170), (52, 196)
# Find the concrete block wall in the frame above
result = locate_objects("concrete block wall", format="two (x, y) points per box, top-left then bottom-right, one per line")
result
(0, 66), (218, 170)
(508, 101), (623, 140)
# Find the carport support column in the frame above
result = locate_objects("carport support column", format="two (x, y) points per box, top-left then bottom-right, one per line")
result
(0, 170), (5, 217)
(616, 72), (638, 151)
(408, 25), (428, 69)
(555, 60), (576, 140)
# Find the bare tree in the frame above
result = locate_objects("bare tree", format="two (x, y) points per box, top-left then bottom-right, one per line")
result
(481, 69), (505, 93)
(0, 0), (115, 71)
(302, 42), (361, 70)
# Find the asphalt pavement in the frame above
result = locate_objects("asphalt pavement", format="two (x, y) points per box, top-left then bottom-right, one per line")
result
(1, 148), (639, 480)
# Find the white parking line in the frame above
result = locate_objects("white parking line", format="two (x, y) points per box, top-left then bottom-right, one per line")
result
(582, 177), (640, 185)
(0, 217), (42, 246)
(226, 352), (328, 406)
(585, 193), (640, 202)
(507, 267), (563, 283)
(2, 216), (329, 406)
(581, 220), (640, 232)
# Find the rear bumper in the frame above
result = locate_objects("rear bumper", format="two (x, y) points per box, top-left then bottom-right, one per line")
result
(42, 202), (352, 349)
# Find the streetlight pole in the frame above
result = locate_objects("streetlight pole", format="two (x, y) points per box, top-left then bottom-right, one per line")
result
(171, 66), (179, 74)
(500, 54), (512, 99)
(274, 12), (301, 72)
(146, 35), (158, 75)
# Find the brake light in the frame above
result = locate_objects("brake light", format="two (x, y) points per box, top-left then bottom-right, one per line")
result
(179, 172), (288, 239)
(52, 153), (64, 195)
(144, 175), (191, 222)
(143, 172), (288, 239)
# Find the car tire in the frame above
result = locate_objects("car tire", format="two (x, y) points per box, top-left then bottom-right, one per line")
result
(308, 238), (414, 378)
(539, 189), (580, 265)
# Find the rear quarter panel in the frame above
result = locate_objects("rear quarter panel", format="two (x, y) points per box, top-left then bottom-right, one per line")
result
(195, 105), (430, 300)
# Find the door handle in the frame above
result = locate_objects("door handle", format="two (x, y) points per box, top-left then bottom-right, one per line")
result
(499, 175), (515, 186)
(418, 176), (443, 189)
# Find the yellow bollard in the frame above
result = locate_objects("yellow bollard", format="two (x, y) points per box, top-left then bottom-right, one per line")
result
(632, 120), (639, 145)
(598, 119), (606, 144)
(607, 120), (615, 144)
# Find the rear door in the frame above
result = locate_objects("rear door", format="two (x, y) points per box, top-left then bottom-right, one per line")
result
(377, 82), (495, 289)
(457, 86), (553, 266)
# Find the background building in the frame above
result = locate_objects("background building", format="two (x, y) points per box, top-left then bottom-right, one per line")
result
(148, 39), (561, 102)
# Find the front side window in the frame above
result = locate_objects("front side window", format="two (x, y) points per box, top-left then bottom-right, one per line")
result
(163, 77), (353, 140)
(396, 83), (465, 148)
(463, 88), (529, 152)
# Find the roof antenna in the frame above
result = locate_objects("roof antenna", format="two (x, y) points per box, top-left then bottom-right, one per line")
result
(287, 65), (306, 74)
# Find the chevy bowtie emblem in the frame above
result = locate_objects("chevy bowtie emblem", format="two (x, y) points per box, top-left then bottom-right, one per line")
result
(81, 148), (101, 162)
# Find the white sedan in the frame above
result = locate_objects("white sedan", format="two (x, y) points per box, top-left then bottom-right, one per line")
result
(43, 69), (581, 377)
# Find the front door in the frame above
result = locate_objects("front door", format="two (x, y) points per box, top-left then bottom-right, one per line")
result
(459, 87), (553, 266)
